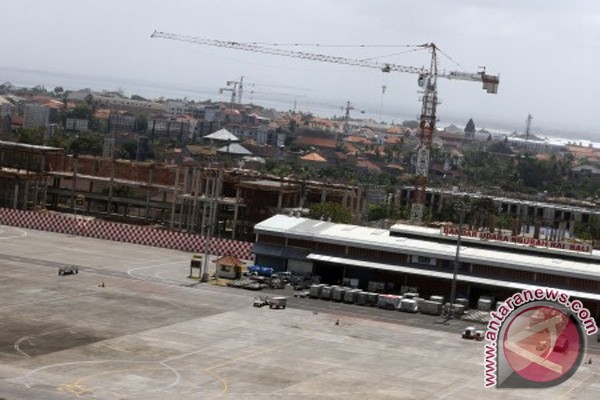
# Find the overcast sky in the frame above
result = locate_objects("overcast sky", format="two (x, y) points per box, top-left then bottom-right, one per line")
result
(2, 0), (600, 138)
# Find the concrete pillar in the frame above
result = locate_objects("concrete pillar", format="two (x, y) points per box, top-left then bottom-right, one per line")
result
(13, 181), (19, 209)
(145, 167), (154, 220)
(70, 156), (78, 212)
(277, 189), (283, 210)
(23, 180), (29, 210)
(42, 176), (48, 210)
(189, 167), (198, 231)
(232, 186), (241, 240)
(170, 167), (180, 230)
(33, 179), (40, 208)
(107, 157), (115, 215)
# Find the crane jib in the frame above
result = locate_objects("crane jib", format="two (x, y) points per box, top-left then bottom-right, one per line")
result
(151, 29), (499, 222)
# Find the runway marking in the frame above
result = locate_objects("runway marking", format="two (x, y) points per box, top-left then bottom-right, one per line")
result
(0, 227), (28, 240)
(13, 336), (32, 358)
(206, 337), (312, 371)
(202, 368), (229, 397)
(57, 382), (92, 398)
(20, 340), (231, 394)
(127, 263), (188, 285)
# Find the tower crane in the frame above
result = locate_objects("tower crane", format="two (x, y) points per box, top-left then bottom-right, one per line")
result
(341, 100), (355, 140)
(219, 76), (244, 104)
(151, 30), (499, 223)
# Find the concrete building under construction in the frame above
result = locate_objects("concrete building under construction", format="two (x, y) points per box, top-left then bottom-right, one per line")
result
(0, 141), (365, 242)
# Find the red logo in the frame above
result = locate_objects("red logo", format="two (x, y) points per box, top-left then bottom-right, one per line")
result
(503, 305), (583, 384)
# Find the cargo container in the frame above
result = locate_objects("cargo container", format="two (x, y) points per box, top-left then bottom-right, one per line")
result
(477, 296), (494, 311)
(356, 291), (369, 306)
(331, 286), (348, 302)
(377, 294), (402, 310)
(344, 288), (362, 303)
(419, 300), (443, 315)
(309, 284), (326, 298)
(366, 292), (379, 306)
(320, 285), (334, 300)
(399, 298), (419, 313)
(430, 295), (444, 303)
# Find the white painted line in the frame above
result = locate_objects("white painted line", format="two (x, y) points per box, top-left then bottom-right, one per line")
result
(13, 336), (32, 359)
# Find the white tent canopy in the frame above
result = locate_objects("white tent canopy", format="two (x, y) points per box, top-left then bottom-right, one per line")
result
(217, 142), (252, 155)
(203, 128), (240, 142)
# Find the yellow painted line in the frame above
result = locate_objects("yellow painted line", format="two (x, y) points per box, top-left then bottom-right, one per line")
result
(202, 368), (229, 397)
(57, 366), (166, 398)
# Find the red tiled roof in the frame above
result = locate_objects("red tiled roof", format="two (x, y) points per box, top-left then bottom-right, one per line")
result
(345, 136), (371, 144)
(300, 152), (327, 162)
(356, 159), (381, 173)
(296, 136), (337, 149)
(215, 255), (244, 267)
(344, 143), (359, 155)
(384, 136), (403, 144)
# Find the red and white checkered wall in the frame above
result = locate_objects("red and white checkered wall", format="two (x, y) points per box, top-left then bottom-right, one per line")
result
(0, 208), (254, 261)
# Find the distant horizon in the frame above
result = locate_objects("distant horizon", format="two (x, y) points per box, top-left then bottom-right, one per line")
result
(2, 64), (599, 144)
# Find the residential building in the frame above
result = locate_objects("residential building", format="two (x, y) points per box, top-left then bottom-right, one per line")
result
(0, 96), (14, 117)
(23, 103), (50, 129)
(65, 118), (89, 132)
(108, 114), (136, 133)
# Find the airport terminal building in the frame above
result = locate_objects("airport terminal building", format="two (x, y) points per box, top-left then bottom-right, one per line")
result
(253, 215), (600, 319)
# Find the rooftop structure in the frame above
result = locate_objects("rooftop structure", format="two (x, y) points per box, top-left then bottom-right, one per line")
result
(253, 215), (600, 317)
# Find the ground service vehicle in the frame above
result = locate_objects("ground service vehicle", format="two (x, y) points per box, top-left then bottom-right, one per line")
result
(462, 327), (484, 341)
(269, 296), (287, 309)
(58, 266), (79, 275)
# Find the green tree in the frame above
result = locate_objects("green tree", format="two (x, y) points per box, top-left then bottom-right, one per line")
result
(136, 114), (148, 133)
(69, 132), (104, 156)
(116, 140), (138, 160)
(308, 202), (355, 224)
(16, 127), (45, 145)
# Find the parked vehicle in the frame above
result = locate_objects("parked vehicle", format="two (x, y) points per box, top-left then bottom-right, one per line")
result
(269, 296), (287, 309)
(253, 297), (269, 307)
(273, 271), (293, 283)
(58, 266), (78, 276)
(247, 265), (274, 277)
(462, 327), (484, 341)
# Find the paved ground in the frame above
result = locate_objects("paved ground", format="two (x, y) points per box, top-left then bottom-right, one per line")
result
(0, 225), (598, 399)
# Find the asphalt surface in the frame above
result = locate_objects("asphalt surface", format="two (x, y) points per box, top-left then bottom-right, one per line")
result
(0, 225), (598, 399)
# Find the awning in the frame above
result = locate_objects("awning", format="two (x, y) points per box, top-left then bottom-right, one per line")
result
(307, 253), (600, 302)
(253, 243), (310, 260)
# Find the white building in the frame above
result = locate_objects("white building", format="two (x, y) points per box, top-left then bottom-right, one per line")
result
(23, 104), (49, 129)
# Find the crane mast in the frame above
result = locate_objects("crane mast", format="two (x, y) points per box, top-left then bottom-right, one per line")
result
(412, 44), (438, 222)
(151, 30), (499, 223)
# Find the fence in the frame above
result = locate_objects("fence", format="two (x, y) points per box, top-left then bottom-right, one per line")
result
(0, 208), (254, 260)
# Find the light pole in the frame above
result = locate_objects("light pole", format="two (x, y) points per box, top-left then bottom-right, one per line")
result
(448, 200), (469, 320)
(201, 166), (219, 282)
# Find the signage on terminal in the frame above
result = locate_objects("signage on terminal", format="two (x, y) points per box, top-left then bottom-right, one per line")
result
(440, 226), (592, 254)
